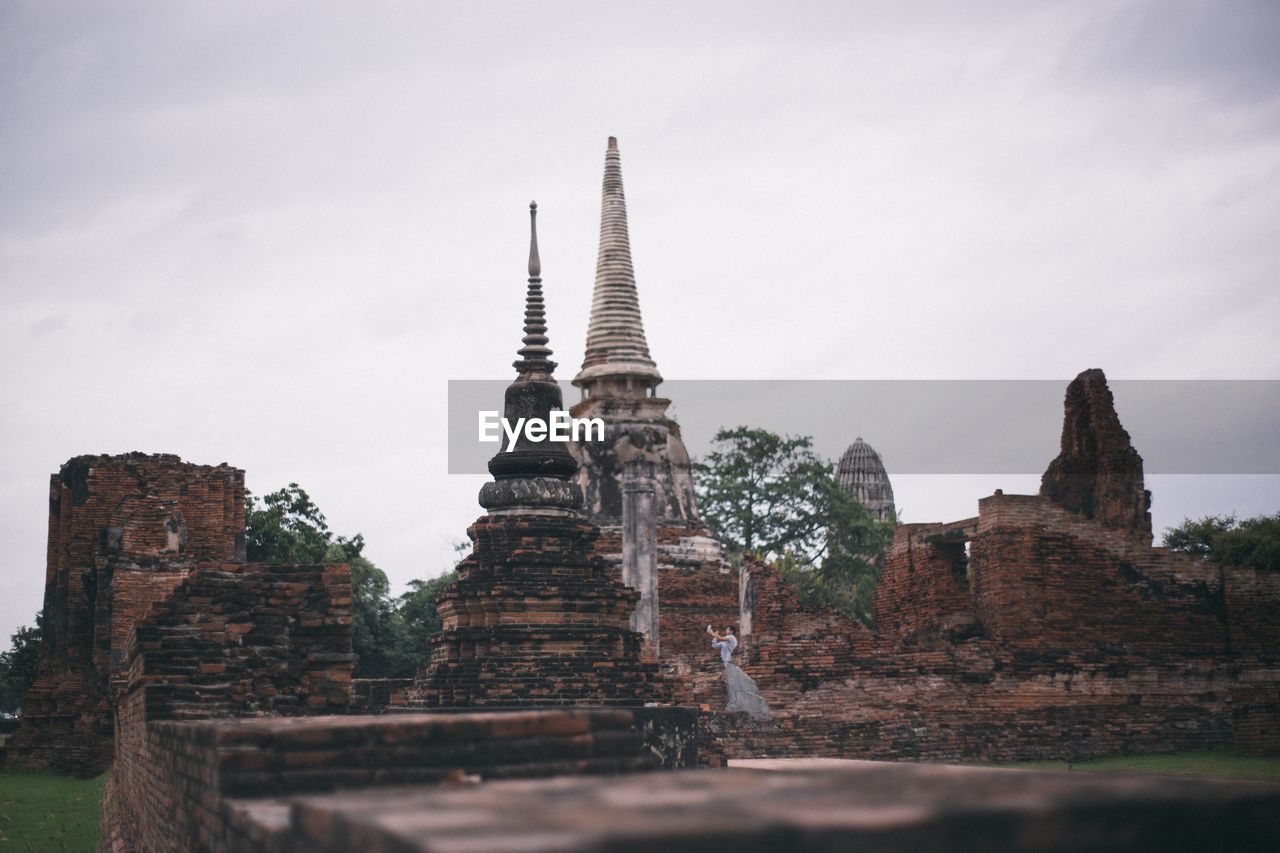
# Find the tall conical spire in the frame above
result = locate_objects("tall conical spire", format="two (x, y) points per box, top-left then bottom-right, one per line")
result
(573, 137), (663, 394)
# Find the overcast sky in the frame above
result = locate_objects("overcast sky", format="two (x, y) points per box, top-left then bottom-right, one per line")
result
(2, 1), (1278, 641)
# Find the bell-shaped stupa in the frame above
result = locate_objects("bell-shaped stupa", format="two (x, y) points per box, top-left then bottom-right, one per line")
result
(411, 203), (675, 707)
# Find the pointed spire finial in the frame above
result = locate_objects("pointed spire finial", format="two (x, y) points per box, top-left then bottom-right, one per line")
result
(514, 201), (554, 378)
(573, 136), (663, 394)
(528, 201), (540, 278)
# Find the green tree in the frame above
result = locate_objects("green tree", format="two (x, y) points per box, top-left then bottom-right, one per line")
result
(397, 569), (458, 673)
(244, 484), (338, 564)
(774, 483), (895, 627)
(327, 539), (411, 679)
(1165, 512), (1280, 572)
(0, 616), (43, 713)
(694, 426), (896, 626)
(693, 427), (834, 563)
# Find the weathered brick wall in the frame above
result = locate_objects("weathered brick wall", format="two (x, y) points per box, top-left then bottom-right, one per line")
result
(658, 564), (740, 664)
(660, 492), (1279, 763)
(4, 453), (244, 777)
(124, 562), (353, 719)
(104, 560), (353, 852)
(876, 519), (981, 647)
(348, 678), (413, 714)
(1222, 562), (1280, 661)
(743, 563), (873, 698)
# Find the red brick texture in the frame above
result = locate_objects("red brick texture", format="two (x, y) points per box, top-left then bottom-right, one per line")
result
(410, 512), (687, 707)
(1040, 368), (1153, 542)
(105, 560), (353, 851)
(669, 492), (1280, 763)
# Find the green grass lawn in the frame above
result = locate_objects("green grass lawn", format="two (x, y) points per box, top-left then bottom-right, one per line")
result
(0, 772), (105, 852)
(1002, 751), (1280, 781)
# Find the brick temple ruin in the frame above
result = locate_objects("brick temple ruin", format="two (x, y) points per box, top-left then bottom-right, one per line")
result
(689, 369), (1280, 762)
(1, 138), (1276, 850)
(407, 202), (685, 712)
(563, 139), (1279, 763)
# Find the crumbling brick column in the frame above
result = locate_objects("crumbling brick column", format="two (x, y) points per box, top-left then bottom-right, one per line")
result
(2, 453), (244, 777)
(622, 459), (660, 657)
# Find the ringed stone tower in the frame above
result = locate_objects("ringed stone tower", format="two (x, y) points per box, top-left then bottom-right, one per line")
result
(836, 437), (896, 523)
(570, 138), (717, 559)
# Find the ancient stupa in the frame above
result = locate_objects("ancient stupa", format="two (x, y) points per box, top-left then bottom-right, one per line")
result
(568, 138), (724, 655)
(836, 437), (896, 523)
(410, 203), (673, 706)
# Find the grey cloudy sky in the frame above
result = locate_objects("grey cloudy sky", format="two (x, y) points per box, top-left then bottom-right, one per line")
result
(3, 1), (1279, 641)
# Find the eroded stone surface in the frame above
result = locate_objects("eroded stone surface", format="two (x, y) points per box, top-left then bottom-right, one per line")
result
(1041, 368), (1153, 542)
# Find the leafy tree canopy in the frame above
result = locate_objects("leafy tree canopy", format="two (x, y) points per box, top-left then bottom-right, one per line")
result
(693, 427), (836, 564)
(1164, 512), (1280, 572)
(399, 569), (458, 667)
(694, 426), (896, 626)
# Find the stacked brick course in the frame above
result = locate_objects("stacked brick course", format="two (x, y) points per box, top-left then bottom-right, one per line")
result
(411, 513), (684, 707)
(122, 562), (353, 720)
(106, 560), (352, 851)
(3, 453), (244, 777)
(103, 708), (658, 853)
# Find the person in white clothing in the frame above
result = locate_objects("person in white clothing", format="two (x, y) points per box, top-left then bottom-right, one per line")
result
(707, 624), (737, 664)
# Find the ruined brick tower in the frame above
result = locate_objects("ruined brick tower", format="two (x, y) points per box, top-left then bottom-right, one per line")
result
(3, 453), (244, 776)
(1040, 368), (1153, 544)
(410, 203), (674, 707)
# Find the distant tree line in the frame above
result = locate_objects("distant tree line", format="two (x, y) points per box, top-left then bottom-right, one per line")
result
(1164, 512), (1280, 572)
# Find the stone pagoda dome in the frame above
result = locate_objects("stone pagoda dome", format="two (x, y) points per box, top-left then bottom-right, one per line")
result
(836, 437), (896, 523)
